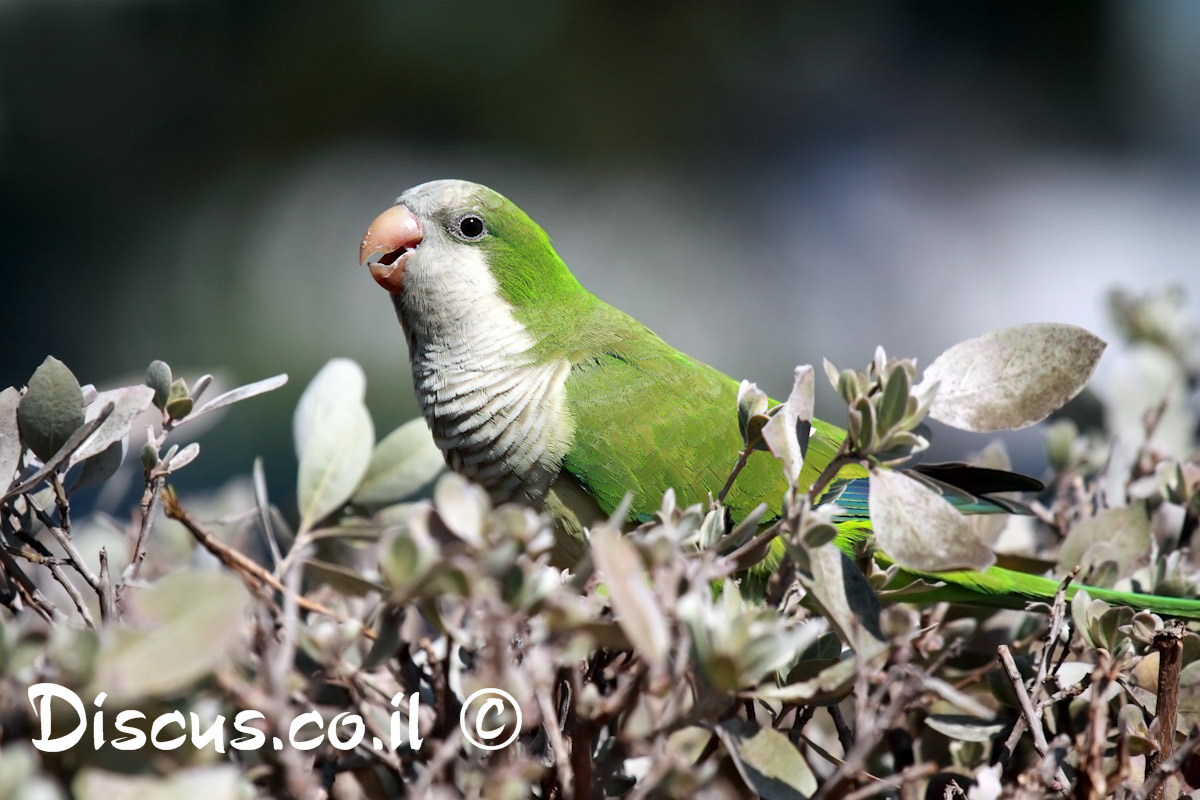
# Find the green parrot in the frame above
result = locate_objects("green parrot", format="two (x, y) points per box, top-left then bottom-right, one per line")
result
(358, 179), (1200, 620)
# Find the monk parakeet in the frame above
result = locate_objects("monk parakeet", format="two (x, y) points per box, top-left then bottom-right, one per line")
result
(359, 179), (1200, 619)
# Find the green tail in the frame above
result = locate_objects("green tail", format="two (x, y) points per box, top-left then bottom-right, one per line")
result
(870, 553), (1200, 621)
(826, 474), (1200, 620)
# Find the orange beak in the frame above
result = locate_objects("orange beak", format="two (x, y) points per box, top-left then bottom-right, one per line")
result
(359, 204), (423, 295)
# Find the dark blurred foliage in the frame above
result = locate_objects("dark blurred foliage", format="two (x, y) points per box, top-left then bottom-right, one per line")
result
(1, 0), (1198, 499)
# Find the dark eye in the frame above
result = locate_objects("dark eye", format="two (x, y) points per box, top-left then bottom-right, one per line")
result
(453, 213), (487, 240)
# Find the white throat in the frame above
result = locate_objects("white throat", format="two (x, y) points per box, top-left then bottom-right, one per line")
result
(398, 247), (572, 504)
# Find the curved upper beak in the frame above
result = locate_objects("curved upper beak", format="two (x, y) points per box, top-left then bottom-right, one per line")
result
(359, 204), (423, 295)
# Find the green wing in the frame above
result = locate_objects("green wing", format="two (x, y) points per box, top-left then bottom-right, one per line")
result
(559, 315), (851, 525)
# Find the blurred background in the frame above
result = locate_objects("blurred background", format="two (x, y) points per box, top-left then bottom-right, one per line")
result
(2, 0), (1199, 503)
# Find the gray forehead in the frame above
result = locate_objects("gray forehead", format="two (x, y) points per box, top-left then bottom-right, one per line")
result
(397, 179), (486, 218)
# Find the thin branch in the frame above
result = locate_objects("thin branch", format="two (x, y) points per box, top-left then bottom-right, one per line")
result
(997, 644), (1070, 792)
(537, 685), (575, 795)
(253, 456), (282, 566)
(1145, 627), (1184, 800)
(27, 491), (102, 593)
(119, 474), (164, 599)
(0, 537), (61, 623)
(163, 487), (376, 640)
(717, 449), (751, 505)
(842, 762), (938, 800)
(96, 547), (114, 622)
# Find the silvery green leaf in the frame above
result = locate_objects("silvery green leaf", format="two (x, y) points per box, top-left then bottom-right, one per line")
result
(17, 356), (85, 462)
(872, 345), (887, 377)
(590, 525), (669, 669)
(432, 472), (489, 547)
(721, 502), (769, 553)
(714, 720), (817, 800)
(145, 360), (172, 410)
(736, 380), (769, 445)
(295, 359), (364, 458)
(188, 373), (213, 403)
(68, 385), (155, 467)
(760, 365), (814, 484)
(86, 570), (250, 703)
(2, 409), (110, 503)
(165, 377), (191, 420)
(166, 396), (193, 420)
(352, 417), (446, 511)
(798, 543), (885, 656)
(362, 605), (404, 670)
(1106, 343), (1193, 459)
(0, 387), (22, 492)
(305, 558), (387, 596)
(139, 424), (159, 463)
(852, 396), (875, 449)
(1057, 502), (1150, 579)
(869, 466), (994, 572)
(379, 510), (440, 589)
(822, 358), (840, 391)
(72, 440), (126, 492)
(925, 715), (1006, 743)
(924, 676), (994, 718)
(877, 362), (910, 431)
(751, 655), (858, 704)
(165, 442), (201, 473)
(917, 323), (1106, 432)
(295, 359), (374, 533)
(74, 766), (240, 800)
(1070, 590), (1103, 649)
(697, 507), (726, 549)
(189, 373), (288, 424)
(1055, 661), (1094, 691)
(801, 521), (838, 549)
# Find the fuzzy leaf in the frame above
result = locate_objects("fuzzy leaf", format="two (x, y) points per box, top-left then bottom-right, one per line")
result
(1107, 343), (1193, 459)
(68, 385), (155, 468)
(737, 380), (770, 446)
(869, 466), (995, 572)
(715, 720), (817, 800)
(87, 570), (250, 703)
(379, 515), (439, 590)
(1, 411), (110, 502)
(917, 323), (1106, 432)
(17, 356), (85, 461)
(295, 360), (374, 533)
(305, 558), (387, 596)
(352, 417), (445, 511)
(761, 365), (814, 484)
(590, 525), (669, 669)
(752, 655), (859, 705)
(1057, 502), (1151, 580)
(145, 360), (172, 410)
(925, 715), (1006, 742)
(877, 363), (911, 431)
(72, 440), (126, 492)
(798, 543), (886, 656)
(190, 373), (288, 423)
(0, 387), (22, 492)
(74, 766), (240, 800)
(432, 472), (489, 547)
(165, 442), (201, 473)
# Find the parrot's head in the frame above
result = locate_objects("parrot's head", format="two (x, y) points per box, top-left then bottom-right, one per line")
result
(359, 180), (581, 344)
